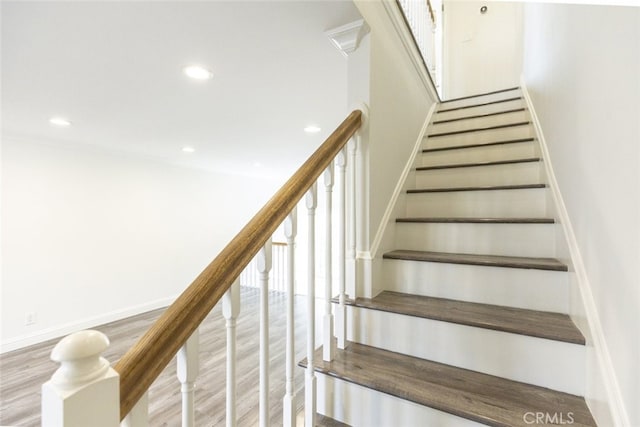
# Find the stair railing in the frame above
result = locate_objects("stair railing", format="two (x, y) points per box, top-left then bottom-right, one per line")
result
(41, 109), (364, 427)
(397, 0), (439, 92)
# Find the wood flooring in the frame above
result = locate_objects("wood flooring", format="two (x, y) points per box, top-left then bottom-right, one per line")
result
(0, 287), (311, 427)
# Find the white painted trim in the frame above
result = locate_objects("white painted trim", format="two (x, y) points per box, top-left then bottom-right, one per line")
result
(0, 295), (176, 354)
(325, 19), (370, 58)
(379, 0), (440, 102)
(520, 77), (630, 427)
(368, 103), (436, 259)
(447, 0), (639, 7)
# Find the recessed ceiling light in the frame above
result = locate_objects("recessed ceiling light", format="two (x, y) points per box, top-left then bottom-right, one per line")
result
(49, 117), (71, 127)
(182, 146), (195, 153)
(183, 65), (213, 80)
(253, 161), (262, 168)
(304, 125), (321, 133)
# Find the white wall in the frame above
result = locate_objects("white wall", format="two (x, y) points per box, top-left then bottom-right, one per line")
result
(356, 1), (435, 247)
(521, 4), (639, 425)
(1, 138), (281, 352)
(443, 1), (523, 99)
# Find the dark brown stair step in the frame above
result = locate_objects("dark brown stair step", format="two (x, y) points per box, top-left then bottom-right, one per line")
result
(428, 121), (531, 138)
(438, 96), (523, 113)
(423, 137), (534, 153)
(440, 87), (520, 104)
(407, 183), (545, 193)
(433, 108), (526, 124)
(383, 250), (568, 272)
(346, 291), (584, 344)
(316, 414), (350, 427)
(396, 217), (554, 224)
(299, 343), (596, 427)
(416, 157), (540, 171)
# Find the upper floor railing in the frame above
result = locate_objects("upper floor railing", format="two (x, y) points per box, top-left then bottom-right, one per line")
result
(42, 109), (364, 427)
(397, 0), (441, 95)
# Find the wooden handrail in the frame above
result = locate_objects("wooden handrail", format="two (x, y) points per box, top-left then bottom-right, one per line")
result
(114, 109), (362, 419)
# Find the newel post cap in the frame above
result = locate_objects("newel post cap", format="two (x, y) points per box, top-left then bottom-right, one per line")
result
(50, 330), (111, 389)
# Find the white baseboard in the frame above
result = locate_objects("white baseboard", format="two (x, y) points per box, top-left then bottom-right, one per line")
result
(0, 296), (176, 354)
(520, 77), (629, 427)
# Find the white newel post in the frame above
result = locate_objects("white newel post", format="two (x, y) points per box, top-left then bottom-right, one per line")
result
(223, 280), (241, 427)
(177, 329), (199, 427)
(305, 183), (318, 427)
(258, 239), (273, 427)
(283, 208), (297, 427)
(323, 163), (336, 362)
(335, 148), (348, 349)
(121, 392), (149, 427)
(42, 330), (119, 427)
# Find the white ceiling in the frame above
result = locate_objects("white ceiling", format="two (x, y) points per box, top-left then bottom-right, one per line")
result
(1, 1), (362, 178)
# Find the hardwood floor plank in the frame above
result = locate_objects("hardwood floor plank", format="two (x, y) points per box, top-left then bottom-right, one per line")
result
(300, 343), (596, 427)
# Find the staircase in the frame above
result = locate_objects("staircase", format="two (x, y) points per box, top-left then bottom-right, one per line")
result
(302, 88), (597, 426)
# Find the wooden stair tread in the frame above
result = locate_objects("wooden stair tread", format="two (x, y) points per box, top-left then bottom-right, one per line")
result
(396, 217), (554, 224)
(423, 137), (534, 153)
(440, 87), (520, 104)
(316, 414), (350, 427)
(347, 291), (584, 344)
(383, 250), (568, 272)
(416, 157), (540, 171)
(438, 96), (523, 113)
(299, 343), (596, 427)
(428, 121), (531, 138)
(432, 108), (526, 124)
(408, 183), (545, 193)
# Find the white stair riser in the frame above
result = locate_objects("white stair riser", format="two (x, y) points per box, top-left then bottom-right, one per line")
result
(416, 161), (542, 188)
(438, 90), (522, 111)
(348, 307), (585, 395)
(395, 222), (556, 258)
(431, 110), (529, 133)
(406, 188), (548, 218)
(420, 142), (538, 166)
(435, 99), (524, 121)
(383, 259), (569, 313)
(316, 374), (484, 427)
(427, 125), (534, 150)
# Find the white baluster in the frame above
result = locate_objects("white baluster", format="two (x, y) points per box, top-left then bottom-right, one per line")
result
(177, 329), (199, 427)
(305, 184), (317, 427)
(347, 138), (357, 298)
(42, 330), (119, 427)
(323, 164), (335, 362)
(223, 280), (241, 427)
(258, 239), (273, 427)
(121, 392), (148, 427)
(335, 148), (347, 349)
(283, 209), (297, 427)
